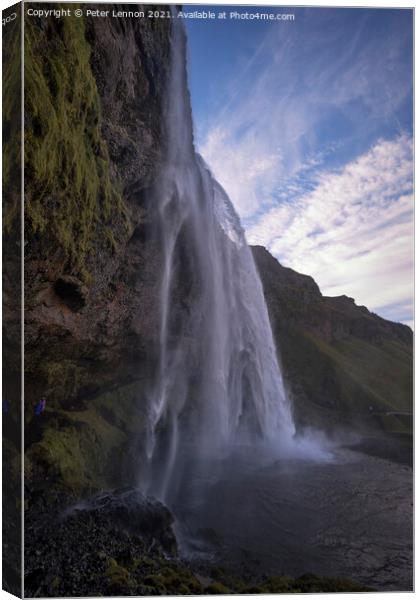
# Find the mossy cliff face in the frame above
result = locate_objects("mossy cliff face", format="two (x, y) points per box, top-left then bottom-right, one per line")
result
(21, 5), (173, 496)
(252, 245), (413, 436)
(24, 8), (128, 272)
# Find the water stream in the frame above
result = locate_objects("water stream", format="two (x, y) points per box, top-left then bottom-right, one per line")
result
(142, 16), (301, 503)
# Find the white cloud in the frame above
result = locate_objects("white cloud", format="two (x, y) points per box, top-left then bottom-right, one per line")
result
(246, 135), (413, 324)
(201, 125), (282, 218)
(196, 13), (413, 324)
(198, 12), (412, 226)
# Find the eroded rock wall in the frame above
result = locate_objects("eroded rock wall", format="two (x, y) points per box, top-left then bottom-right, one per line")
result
(20, 5), (174, 495)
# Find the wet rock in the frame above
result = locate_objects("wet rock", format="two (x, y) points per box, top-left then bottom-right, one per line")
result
(71, 487), (177, 555)
(24, 487), (178, 597)
(53, 276), (89, 311)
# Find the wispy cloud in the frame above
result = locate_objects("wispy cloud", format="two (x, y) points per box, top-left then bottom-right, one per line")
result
(199, 10), (412, 222)
(247, 135), (413, 326)
(197, 9), (413, 324)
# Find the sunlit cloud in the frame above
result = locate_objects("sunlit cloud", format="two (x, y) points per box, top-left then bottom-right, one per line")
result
(199, 11), (412, 222)
(247, 135), (413, 326)
(197, 10), (413, 325)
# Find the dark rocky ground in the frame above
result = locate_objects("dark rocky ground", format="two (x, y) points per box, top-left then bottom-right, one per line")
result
(24, 486), (373, 597)
(23, 436), (412, 597)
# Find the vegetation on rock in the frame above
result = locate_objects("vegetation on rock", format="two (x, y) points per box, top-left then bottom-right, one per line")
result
(24, 9), (129, 277)
(25, 383), (148, 494)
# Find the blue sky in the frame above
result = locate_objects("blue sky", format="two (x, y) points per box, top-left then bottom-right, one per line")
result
(184, 7), (414, 327)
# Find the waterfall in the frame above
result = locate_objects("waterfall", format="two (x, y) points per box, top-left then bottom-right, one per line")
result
(143, 16), (296, 503)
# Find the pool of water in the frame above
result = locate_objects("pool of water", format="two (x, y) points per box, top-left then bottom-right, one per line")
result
(172, 446), (413, 591)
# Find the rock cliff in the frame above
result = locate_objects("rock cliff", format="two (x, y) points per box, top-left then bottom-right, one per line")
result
(23, 4), (172, 410)
(19, 5), (175, 496)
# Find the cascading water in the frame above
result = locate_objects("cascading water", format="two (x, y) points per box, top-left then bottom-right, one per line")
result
(143, 15), (296, 504)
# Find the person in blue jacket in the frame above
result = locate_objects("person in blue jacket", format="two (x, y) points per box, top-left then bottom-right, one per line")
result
(34, 397), (46, 416)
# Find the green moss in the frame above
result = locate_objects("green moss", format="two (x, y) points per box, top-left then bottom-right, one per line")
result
(50, 577), (61, 592)
(36, 359), (90, 408)
(26, 404), (126, 491)
(89, 383), (149, 435)
(141, 566), (203, 595)
(133, 556), (157, 569)
(105, 228), (119, 253)
(106, 558), (132, 587)
(143, 574), (166, 592)
(25, 382), (148, 492)
(25, 410), (125, 492)
(205, 582), (231, 594)
(174, 572), (202, 594)
(24, 8), (129, 275)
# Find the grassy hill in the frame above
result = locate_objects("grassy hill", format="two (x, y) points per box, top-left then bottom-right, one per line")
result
(252, 246), (413, 436)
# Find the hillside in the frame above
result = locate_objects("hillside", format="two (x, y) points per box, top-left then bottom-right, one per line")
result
(252, 245), (413, 436)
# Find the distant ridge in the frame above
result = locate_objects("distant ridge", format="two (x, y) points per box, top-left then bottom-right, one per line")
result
(252, 245), (413, 435)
